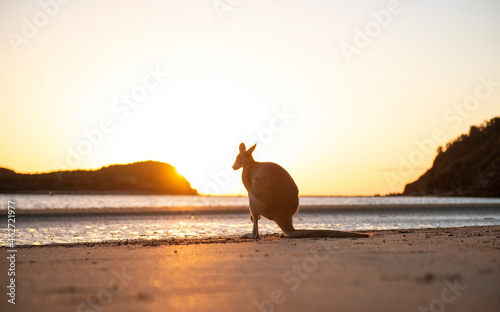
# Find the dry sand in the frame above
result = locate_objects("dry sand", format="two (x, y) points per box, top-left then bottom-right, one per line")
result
(1, 226), (499, 312)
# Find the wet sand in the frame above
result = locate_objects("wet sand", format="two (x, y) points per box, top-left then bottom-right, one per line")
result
(1, 226), (499, 312)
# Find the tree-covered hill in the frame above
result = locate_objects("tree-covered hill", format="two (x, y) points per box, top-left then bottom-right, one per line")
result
(0, 161), (198, 195)
(404, 116), (500, 197)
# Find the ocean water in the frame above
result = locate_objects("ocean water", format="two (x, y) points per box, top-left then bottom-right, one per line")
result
(2, 194), (500, 210)
(1, 195), (500, 246)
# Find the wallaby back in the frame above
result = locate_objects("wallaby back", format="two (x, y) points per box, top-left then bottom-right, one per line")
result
(245, 162), (299, 221)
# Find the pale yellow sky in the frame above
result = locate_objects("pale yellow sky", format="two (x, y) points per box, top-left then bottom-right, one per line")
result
(1, 0), (499, 195)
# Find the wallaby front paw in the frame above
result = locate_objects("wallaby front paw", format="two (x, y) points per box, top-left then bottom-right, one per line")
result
(240, 233), (260, 239)
(240, 233), (253, 239)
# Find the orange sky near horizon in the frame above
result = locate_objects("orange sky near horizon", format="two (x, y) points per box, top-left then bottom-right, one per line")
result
(1, 0), (499, 195)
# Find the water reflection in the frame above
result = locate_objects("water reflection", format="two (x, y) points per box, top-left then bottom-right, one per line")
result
(1, 210), (499, 246)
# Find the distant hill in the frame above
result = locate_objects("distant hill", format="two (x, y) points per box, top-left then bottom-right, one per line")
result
(404, 117), (500, 197)
(0, 161), (198, 195)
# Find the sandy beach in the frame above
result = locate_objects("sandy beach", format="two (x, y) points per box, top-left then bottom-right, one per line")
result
(1, 225), (499, 312)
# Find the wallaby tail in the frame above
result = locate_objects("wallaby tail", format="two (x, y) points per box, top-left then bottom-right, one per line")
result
(286, 229), (372, 238)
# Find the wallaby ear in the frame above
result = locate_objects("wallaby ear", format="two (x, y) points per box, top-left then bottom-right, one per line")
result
(247, 143), (256, 154)
(239, 143), (246, 153)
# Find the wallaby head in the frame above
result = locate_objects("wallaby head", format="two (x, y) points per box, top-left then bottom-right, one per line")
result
(232, 143), (256, 170)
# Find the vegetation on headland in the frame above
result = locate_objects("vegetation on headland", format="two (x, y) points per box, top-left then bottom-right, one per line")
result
(404, 116), (500, 197)
(0, 161), (198, 195)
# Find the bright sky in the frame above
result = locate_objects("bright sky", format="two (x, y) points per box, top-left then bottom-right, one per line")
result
(1, 0), (499, 195)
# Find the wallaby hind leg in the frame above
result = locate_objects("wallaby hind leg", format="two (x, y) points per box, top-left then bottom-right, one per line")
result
(274, 216), (295, 236)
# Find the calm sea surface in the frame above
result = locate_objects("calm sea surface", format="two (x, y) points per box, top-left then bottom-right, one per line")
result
(2, 194), (500, 209)
(1, 195), (499, 246)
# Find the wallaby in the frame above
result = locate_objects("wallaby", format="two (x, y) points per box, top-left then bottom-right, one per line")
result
(232, 143), (372, 239)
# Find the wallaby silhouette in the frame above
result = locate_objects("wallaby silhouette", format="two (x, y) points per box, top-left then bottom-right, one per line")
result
(233, 143), (372, 239)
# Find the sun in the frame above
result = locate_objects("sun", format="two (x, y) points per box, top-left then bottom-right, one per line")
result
(122, 78), (269, 195)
